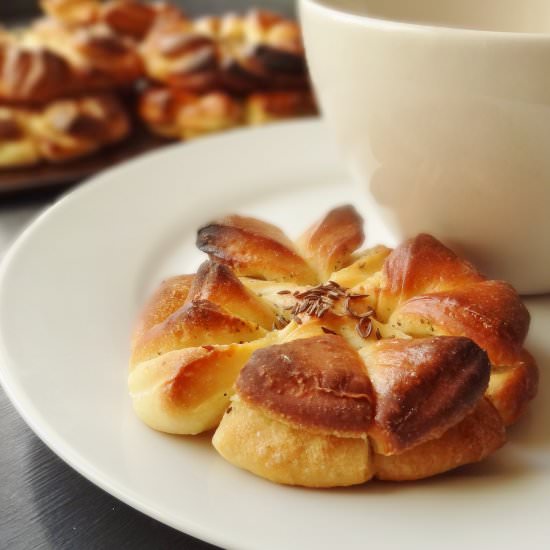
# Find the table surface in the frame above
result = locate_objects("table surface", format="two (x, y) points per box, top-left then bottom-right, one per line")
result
(0, 2), (293, 548)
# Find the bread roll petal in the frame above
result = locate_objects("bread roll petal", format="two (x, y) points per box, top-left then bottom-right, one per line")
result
(237, 335), (374, 437)
(361, 337), (490, 455)
(296, 205), (364, 280)
(487, 351), (539, 425)
(132, 274), (194, 342)
(389, 280), (530, 367)
(131, 300), (266, 365)
(378, 234), (483, 320)
(189, 261), (276, 329)
(196, 214), (317, 284)
(374, 399), (506, 480)
(130, 342), (264, 434)
(213, 396), (373, 487)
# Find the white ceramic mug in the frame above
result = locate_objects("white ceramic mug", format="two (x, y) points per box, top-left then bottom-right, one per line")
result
(300, 0), (550, 294)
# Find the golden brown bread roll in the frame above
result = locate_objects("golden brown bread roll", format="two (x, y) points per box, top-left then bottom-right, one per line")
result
(31, 93), (130, 162)
(0, 93), (129, 168)
(130, 206), (536, 486)
(0, 107), (41, 168)
(40, 0), (100, 27)
(206, 9), (308, 93)
(27, 18), (144, 88)
(0, 18), (142, 103)
(245, 90), (317, 125)
(139, 8), (219, 92)
(0, 31), (86, 104)
(140, 9), (309, 94)
(138, 87), (243, 140)
(138, 86), (317, 140)
(40, 0), (162, 39)
(98, 0), (160, 39)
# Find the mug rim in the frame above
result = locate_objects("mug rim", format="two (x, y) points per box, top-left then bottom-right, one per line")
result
(300, 0), (550, 41)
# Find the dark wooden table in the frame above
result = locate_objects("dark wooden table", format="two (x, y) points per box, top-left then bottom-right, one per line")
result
(0, 1), (293, 548)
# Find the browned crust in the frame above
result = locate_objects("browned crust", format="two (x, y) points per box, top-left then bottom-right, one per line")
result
(140, 9), (220, 92)
(196, 214), (317, 284)
(0, 18), (144, 103)
(361, 337), (491, 455)
(138, 86), (193, 137)
(218, 10), (308, 92)
(0, 94), (129, 166)
(34, 94), (130, 161)
(378, 234), (484, 319)
(174, 91), (243, 138)
(132, 274), (194, 342)
(237, 335), (374, 437)
(131, 299), (265, 365)
(487, 351), (539, 425)
(101, 0), (157, 39)
(140, 8), (308, 93)
(187, 261), (275, 329)
(374, 398), (506, 480)
(225, 48), (307, 93)
(392, 280), (530, 366)
(297, 205), (364, 280)
(139, 86), (316, 140)
(71, 25), (144, 83)
(246, 90), (316, 118)
(0, 45), (80, 104)
(42, 94), (128, 139)
(0, 114), (24, 141)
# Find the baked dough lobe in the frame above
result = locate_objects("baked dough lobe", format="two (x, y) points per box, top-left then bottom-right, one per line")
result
(374, 398), (506, 480)
(361, 337), (490, 455)
(197, 214), (318, 284)
(130, 342), (263, 434)
(0, 94), (129, 167)
(213, 396), (373, 487)
(297, 205), (364, 281)
(237, 335), (375, 437)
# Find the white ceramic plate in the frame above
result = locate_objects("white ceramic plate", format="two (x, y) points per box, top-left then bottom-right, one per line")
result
(0, 121), (549, 550)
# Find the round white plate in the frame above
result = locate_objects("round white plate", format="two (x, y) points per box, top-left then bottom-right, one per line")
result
(0, 121), (549, 550)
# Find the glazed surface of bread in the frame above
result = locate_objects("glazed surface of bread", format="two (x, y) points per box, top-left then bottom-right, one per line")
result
(41, 0), (161, 39)
(0, 94), (129, 167)
(0, 10), (151, 105)
(129, 206), (537, 487)
(140, 9), (309, 93)
(139, 86), (317, 139)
